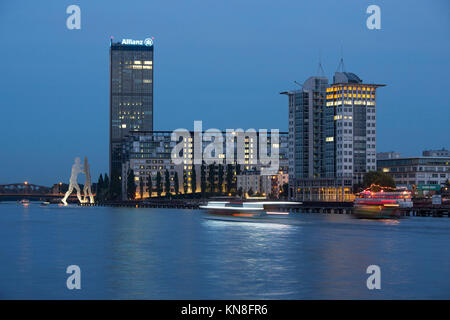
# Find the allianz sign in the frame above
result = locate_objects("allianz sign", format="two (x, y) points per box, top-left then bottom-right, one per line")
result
(121, 38), (153, 46)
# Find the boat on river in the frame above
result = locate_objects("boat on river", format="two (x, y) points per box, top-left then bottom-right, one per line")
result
(19, 199), (30, 206)
(200, 201), (301, 222)
(353, 189), (412, 219)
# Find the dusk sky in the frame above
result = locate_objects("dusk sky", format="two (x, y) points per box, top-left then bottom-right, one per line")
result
(0, 0), (449, 186)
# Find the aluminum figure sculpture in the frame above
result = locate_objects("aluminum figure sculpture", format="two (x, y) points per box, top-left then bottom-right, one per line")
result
(61, 157), (84, 206)
(82, 157), (94, 204)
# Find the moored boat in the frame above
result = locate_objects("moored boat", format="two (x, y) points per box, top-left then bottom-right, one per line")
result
(353, 188), (412, 219)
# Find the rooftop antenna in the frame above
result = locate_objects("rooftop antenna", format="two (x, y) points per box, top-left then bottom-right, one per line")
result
(336, 44), (345, 72)
(317, 51), (326, 77)
(294, 81), (303, 88)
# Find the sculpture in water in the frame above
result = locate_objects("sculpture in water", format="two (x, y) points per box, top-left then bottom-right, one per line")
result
(61, 157), (94, 206)
(82, 157), (94, 204)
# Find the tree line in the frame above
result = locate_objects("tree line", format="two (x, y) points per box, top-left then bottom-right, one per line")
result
(96, 163), (291, 201)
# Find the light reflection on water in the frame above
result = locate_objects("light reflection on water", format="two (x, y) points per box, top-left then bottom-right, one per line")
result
(0, 202), (449, 299)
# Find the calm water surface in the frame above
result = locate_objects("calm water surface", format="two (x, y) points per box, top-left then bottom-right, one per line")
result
(0, 202), (449, 299)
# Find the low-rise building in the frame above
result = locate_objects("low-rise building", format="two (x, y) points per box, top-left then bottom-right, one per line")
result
(271, 172), (289, 197)
(236, 170), (289, 198)
(377, 156), (450, 194)
(377, 152), (401, 160)
(422, 148), (450, 157)
(236, 171), (272, 197)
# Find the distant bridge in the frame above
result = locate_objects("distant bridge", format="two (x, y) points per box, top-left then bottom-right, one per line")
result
(0, 183), (52, 194)
(0, 183), (89, 201)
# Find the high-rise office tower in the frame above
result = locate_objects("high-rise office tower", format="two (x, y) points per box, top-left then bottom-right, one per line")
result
(325, 72), (385, 186)
(109, 37), (154, 176)
(282, 76), (328, 184)
(283, 69), (385, 201)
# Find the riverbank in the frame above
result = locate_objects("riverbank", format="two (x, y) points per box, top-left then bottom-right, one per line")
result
(83, 199), (450, 217)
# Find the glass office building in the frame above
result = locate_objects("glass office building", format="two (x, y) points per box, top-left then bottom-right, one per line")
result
(282, 76), (328, 183)
(283, 71), (385, 201)
(109, 37), (154, 176)
(325, 72), (385, 185)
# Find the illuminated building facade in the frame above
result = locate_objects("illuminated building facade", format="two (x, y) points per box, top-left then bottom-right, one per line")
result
(236, 171), (273, 197)
(120, 131), (288, 200)
(110, 38), (154, 177)
(121, 131), (179, 199)
(325, 72), (385, 185)
(283, 71), (385, 201)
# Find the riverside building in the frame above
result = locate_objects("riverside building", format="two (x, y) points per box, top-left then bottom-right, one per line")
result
(282, 70), (385, 201)
(110, 37), (154, 177)
(377, 155), (450, 194)
(422, 148), (450, 157)
(120, 131), (288, 199)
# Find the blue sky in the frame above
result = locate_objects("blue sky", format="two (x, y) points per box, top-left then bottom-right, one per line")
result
(0, 0), (449, 186)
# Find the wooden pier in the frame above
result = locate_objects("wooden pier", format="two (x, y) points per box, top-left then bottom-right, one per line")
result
(285, 201), (354, 214)
(398, 206), (450, 217)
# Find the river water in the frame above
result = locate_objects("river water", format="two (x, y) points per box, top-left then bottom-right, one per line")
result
(0, 201), (449, 299)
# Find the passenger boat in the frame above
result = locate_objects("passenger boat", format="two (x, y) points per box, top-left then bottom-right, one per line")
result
(353, 188), (412, 219)
(199, 201), (301, 222)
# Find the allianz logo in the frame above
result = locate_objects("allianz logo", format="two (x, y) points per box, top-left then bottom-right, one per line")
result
(121, 38), (153, 46)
